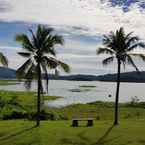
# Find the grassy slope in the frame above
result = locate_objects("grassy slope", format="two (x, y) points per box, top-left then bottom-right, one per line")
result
(0, 120), (145, 145)
(1, 90), (145, 121)
(0, 90), (60, 106)
(46, 102), (145, 120)
(0, 90), (60, 103)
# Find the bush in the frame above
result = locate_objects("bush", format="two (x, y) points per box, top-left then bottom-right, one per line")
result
(27, 110), (57, 120)
(2, 110), (27, 120)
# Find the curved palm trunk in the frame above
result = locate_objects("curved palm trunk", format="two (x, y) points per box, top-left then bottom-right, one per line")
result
(114, 59), (121, 125)
(36, 62), (41, 127)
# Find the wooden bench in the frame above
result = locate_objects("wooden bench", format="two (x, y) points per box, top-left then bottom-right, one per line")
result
(72, 118), (94, 127)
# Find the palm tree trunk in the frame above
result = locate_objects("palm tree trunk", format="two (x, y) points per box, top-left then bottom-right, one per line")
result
(114, 59), (121, 125)
(36, 62), (41, 127)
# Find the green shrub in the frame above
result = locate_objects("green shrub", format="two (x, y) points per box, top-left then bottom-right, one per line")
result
(27, 110), (57, 120)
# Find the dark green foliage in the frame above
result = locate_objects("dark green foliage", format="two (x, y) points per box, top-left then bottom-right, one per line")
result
(2, 110), (27, 120)
(0, 95), (26, 120)
(0, 91), (60, 120)
(27, 110), (56, 120)
(0, 52), (8, 67)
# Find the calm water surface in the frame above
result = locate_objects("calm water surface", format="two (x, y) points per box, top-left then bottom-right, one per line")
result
(0, 80), (145, 107)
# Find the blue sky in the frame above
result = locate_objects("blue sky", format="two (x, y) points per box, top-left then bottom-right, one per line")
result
(0, 0), (145, 75)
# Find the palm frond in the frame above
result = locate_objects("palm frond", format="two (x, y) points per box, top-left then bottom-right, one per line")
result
(41, 35), (64, 55)
(15, 34), (34, 52)
(42, 56), (70, 73)
(103, 34), (113, 46)
(51, 35), (64, 45)
(23, 64), (37, 89)
(129, 53), (145, 62)
(127, 42), (145, 52)
(29, 28), (39, 49)
(36, 25), (54, 49)
(125, 31), (133, 40)
(138, 54), (145, 61)
(126, 55), (139, 71)
(102, 56), (114, 66)
(42, 45), (56, 56)
(126, 36), (139, 47)
(97, 47), (115, 55)
(36, 25), (53, 40)
(18, 52), (31, 58)
(0, 52), (8, 66)
(16, 59), (33, 79)
(57, 61), (70, 73)
(43, 56), (58, 69)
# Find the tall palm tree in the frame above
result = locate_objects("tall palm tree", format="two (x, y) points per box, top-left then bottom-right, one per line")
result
(97, 27), (145, 125)
(0, 52), (8, 67)
(15, 25), (70, 127)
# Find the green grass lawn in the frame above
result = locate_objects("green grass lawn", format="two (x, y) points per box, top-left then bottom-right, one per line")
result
(1, 90), (145, 144)
(0, 119), (145, 145)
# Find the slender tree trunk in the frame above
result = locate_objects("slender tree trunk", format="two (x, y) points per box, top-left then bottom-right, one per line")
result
(36, 62), (41, 127)
(46, 74), (49, 94)
(114, 59), (121, 125)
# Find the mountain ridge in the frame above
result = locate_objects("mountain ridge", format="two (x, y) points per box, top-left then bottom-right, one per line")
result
(0, 67), (145, 82)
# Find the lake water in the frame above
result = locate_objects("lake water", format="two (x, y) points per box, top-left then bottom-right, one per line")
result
(0, 80), (145, 107)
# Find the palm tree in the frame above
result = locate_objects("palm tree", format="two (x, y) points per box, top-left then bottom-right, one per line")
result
(15, 25), (70, 127)
(0, 52), (8, 67)
(97, 27), (145, 125)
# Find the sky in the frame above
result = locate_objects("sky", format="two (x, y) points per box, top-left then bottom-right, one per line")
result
(1, 0), (145, 75)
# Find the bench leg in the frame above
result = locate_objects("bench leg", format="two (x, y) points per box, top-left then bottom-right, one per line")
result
(87, 120), (93, 127)
(72, 120), (78, 127)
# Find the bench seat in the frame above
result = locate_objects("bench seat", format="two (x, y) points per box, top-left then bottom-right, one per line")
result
(72, 118), (94, 127)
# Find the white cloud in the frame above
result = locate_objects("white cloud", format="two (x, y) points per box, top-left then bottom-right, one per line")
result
(0, 0), (145, 38)
(1, 0), (145, 74)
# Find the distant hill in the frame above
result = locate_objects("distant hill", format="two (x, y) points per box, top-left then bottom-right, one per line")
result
(0, 67), (145, 82)
(97, 71), (145, 83)
(48, 72), (145, 82)
(47, 74), (99, 81)
(0, 67), (99, 81)
(0, 67), (16, 79)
